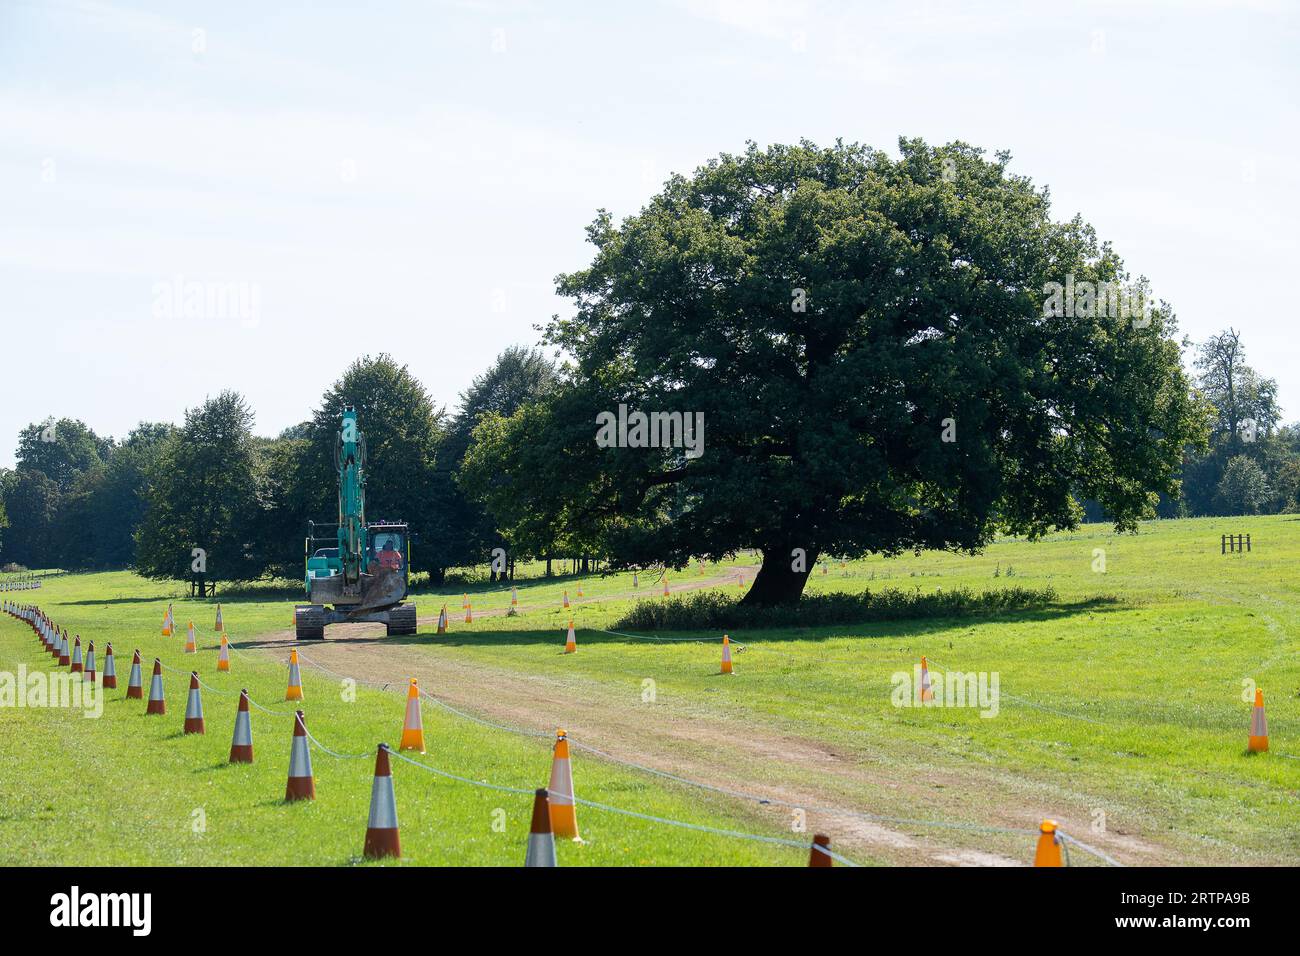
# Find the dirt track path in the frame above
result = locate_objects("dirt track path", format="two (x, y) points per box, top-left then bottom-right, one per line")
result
(239, 569), (1186, 867)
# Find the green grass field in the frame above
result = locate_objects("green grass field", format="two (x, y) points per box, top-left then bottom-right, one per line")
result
(2, 515), (1297, 866)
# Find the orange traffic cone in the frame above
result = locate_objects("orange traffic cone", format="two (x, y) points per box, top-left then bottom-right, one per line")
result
(1033, 820), (1063, 866)
(102, 643), (117, 689)
(70, 636), (84, 673)
(145, 659), (166, 715)
(229, 690), (253, 763)
(83, 641), (96, 683)
(285, 648), (304, 700)
(632, 571), (638, 588)
(721, 634), (734, 674)
(809, 833), (833, 867)
(184, 621), (197, 654)
(462, 593), (468, 609)
(126, 649), (143, 698)
(920, 656), (934, 703)
(214, 603), (223, 632)
(547, 729), (580, 840)
(524, 788), (557, 867)
(564, 621), (576, 654)
(285, 710), (315, 801)
(562, 590), (570, 609)
(576, 584), (583, 599)
(436, 606), (447, 634)
(183, 672), (205, 734)
(162, 606), (172, 637)
(363, 745), (401, 859)
(1248, 689), (1268, 752)
(662, 578), (670, 597)
(399, 679), (425, 752)
(464, 603), (473, 624)
(217, 634), (230, 672)
(57, 632), (69, 667)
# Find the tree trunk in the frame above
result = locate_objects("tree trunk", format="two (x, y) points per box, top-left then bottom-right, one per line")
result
(741, 548), (816, 606)
(545, 557), (552, 577)
(428, 566), (446, 585)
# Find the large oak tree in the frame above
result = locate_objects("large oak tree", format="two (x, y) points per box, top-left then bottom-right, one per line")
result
(470, 139), (1208, 605)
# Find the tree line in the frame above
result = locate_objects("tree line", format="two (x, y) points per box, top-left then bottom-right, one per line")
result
(0, 141), (1288, 603)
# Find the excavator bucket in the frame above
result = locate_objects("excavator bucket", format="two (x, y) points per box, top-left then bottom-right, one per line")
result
(309, 565), (407, 616)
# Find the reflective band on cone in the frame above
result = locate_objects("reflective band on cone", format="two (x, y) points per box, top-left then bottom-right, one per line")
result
(1033, 820), (1062, 867)
(229, 690), (254, 763)
(285, 711), (315, 801)
(70, 636), (83, 673)
(217, 635), (230, 672)
(524, 788), (557, 867)
(146, 659), (166, 715)
(399, 679), (425, 752)
(564, 621), (576, 654)
(809, 833), (833, 867)
(363, 745), (401, 860)
(102, 643), (117, 689)
(126, 650), (143, 699)
(84, 642), (96, 683)
(721, 635), (733, 675)
(547, 730), (580, 840)
(1248, 689), (1268, 753)
(183, 672), (205, 734)
(285, 648), (304, 700)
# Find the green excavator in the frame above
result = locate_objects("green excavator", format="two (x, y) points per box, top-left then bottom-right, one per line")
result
(293, 406), (418, 639)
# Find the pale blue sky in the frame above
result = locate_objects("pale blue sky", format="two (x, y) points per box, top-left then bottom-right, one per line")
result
(2, 0), (1297, 467)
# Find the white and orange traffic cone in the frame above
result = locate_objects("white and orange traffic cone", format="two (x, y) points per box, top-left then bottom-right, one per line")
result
(285, 648), (304, 701)
(217, 634), (230, 672)
(162, 607), (172, 637)
(184, 621), (197, 654)
(70, 635), (83, 673)
(547, 729), (580, 840)
(738, 575), (744, 589)
(214, 603), (223, 632)
(436, 606), (447, 635)
(564, 621), (576, 654)
(524, 788), (557, 867)
(1248, 689), (1268, 753)
(83, 641), (96, 683)
(126, 649), (143, 699)
(102, 643), (117, 689)
(920, 656), (934, 703)
(285, 710), (315, 801)
(146, 659), (166, 715)
(511, 586), (518, 611)
(809, 833), (833, 867)
(399, 679), (425, 752)
(58, 633), (70, 667)
(229, 690), (253, 763)
(632, 571), (639, 588)
(662, 578), (670, 597)
(562, 590), (570, 609)
(721, 635), (734, 675)
(576, 584), (583, 599)
(464, 603), (473, 624)
(183, 672), (205, 734)
(1033, 820), (1063, 867)
(363, 745), (401, 860)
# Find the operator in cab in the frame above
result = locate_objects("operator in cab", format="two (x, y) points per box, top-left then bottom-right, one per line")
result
(377, 538), (403, 571)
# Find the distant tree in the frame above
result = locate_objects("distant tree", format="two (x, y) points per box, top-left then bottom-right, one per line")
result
(0, 469), (61, 569)
(134, 392), (263, 582)
(478, 139), (1210, 605)
(1195, 328), (1279, 450)
(88, 423), (174, 568)
(15, 418), (108, 493)
(1216, 455), (1272, 515)
(292, 356), (445, 577)
(438, 347), (559, 577)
